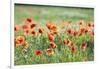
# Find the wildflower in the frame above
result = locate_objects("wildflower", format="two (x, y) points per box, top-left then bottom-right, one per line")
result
(78, 20), (84, 25)
(81, 43), (86, 51)
(46, 48), (54, 56)
(63, 39), (67, 45)
(49, 42), (57, 48)
(22, 24), (29, 30)
(38, 28), (44, 34)
(71, 46), (76, 54)
(67, 29), (73, 35)
(91, 31), (94, 37)
(27, 18), (32, 23)
(30, 23), (36, 28)
(72, 31), (78, 36)
(35, 50), (43, 56)
(15, 36), (25, 47)
(31, 30), (37, 37)
(51, 25), (58, 32)
(47, 33), (55, 41)
(46, 23), (52, 30)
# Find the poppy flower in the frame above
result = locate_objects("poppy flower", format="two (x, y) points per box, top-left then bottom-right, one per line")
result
(91, 31), (94, 37)
(46, 23), (52, 30)
(80, 28), (85, 33)
(84, 29), (88, 34)
(30, 23), (36, 28)
(88, 22), (93, 27)
(49, 42), (57, 48)
(46, 48), (54, 56)
(78, 20), (84, 25)
(81, 43), (86, 50)
(51, 25), (58, 32)
(71, 46), (76, 54)
(15, 36), (25, 47)
(35, 50), (43, 56)
(31, 30), (37, 37)
(47, 33), (55, 41)
(67, 29), (73, 35)
(38, 28), (44, 34)
(24, 29), (29, 35)
(72, 31), (78, 36)
(63, 39), (67, 45)
(27, 18), (32, 23)
(22, 24), (29, 30)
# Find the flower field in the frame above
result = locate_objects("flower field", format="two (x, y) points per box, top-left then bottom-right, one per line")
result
(14, 4), (94, 65)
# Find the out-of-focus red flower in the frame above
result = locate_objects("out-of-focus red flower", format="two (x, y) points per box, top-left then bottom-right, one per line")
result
(46, 48), (54, 56)
(73, 31), (78, 36)
(30, 23), (36, 28)
(63, 39), (70, 45)
(88, 23), (92, 27)
(81, 43), (86, 50)
(47, 33), (55, 41)
(78, 20), (84, 25)
(38, 28), (44, 34)
(91, 31), (94, 37)
(63, 39), (67, 45)
(84, 29), (88, 34)
(51, 25), (58, 31)
(15, 36), (25, 47)
(46, 23), (52, 30)
(24, 29), (29, 35)
(31, 30), (37, 38)
(22, 24), (29, 30)
(71, 46), (76, 54)
(67, 29), (73, 35)
(35, 50), (42, 56)
(27, 18), (32, 23)
(49, 42), (57, 49)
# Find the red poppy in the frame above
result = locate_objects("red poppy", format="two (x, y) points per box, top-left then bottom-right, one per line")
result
(31, 30), (37, 37)
(30, 23), (36, 28)
(78, 20), (84, 25)
(67, 29), (73, 35)
(27, 18), (32, 23)
(91, 31), (94, 37)
(51, 25), (58, 32)
(46, 48), (54, 56)
(35, 50), (42, 56)
(46, 23), (52, 30)
(47, 33), (55, 41)
(73, 31), (78, 36)
(81, 43), (86, 50)
(38, 28), (44, 34)
(63, 39), (67, 45)
(22, 24), (28, 30)
(15, 36), (25, 47)
(71, 46), (76, 54)
(49, 42), (57, 48)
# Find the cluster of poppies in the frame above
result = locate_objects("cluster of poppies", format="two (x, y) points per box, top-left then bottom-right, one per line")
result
(15, 17), (94, 57)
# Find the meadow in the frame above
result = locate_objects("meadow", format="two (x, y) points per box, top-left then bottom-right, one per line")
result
(14, 4), (94, 65)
